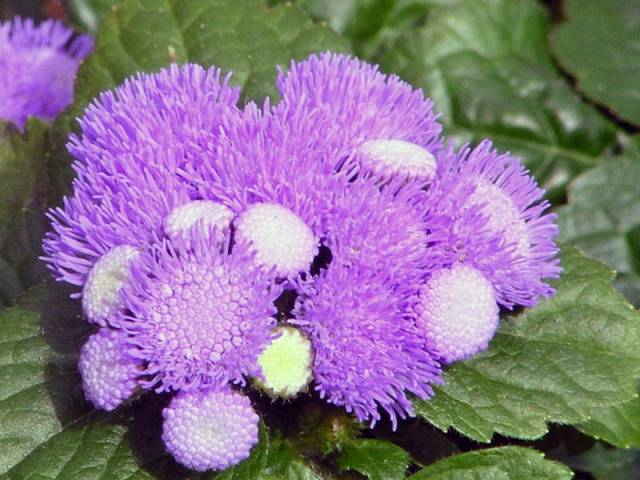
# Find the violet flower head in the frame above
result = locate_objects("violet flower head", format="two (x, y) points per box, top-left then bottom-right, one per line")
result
(425, 140), (561, 308)
(293, 259), (442, 429)
(186, 100), (346, 230)
(325, 177), (432, 287)
(162, 388), (259, 472)
(78, 328), (142, 411)
(117, 227), (281, 392)
(277, 52), (443, 182)
(43, 64), (240, 290)
(0, 17), (93, 129)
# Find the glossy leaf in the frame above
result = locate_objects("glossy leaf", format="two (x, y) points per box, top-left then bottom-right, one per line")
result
(378, 0), (617, 201)
(552, 0), (640, 127)
(338, 439), (409, 480)
(415, 246), (640, 442)
(410, 447), (572, 480)
(557, 153), (640, 305)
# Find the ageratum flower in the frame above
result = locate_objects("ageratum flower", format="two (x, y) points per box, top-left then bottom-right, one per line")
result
(325, 176), (432, 288)
(44, 64), (239, 295)
(425, 140), (561, 308)
(0, 17), (93, 130)
(162, 387), (259, 472)
(277, 52), (442, 182)
(183, 101), (351, 276)
(78, 328), (142, 411)
(293, 258), (442, 429)
(116, 227), (281, 392)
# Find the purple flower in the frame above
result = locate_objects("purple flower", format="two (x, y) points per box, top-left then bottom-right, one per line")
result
(116, 227), (281, 392)
(425, 140), (561, 308)
(325, 177), (433, 288)
(184, 100), (347, 238)
(162, 387), (259, 472)
(78, 328), (141, 411)
(0, 17), (93, 129)
(43, 64), (240, 290)
(293, 258), (442, 429)
(415, 264), (500, 363)
(277, 52), (443, 182)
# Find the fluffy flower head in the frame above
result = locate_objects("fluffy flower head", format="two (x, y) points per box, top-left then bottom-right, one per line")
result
(0, 17), (93, 129)
(277, 52), (442, 179)
(162, 388), (259, 471)
(118, 228), (281, 392)
(426, 140), (561, 308)
(294, 261), (442, 429)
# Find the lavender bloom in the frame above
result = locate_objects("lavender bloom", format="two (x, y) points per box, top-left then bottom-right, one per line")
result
(43, 64), (239, 290)
(184, 100), (347, 237)
(325, 177), (432, 288)
(78, 328), (141, 411)
(425, 140), (561, 308)
(0, 17), (93, 129)
(116, 228), (281, 393)
(162, 388), (259, 472)
(293, 259), (442, 429)
(277, 52), (443, 182)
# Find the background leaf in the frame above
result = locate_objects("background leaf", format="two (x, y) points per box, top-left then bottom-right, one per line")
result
(337, 439), (409, 480)
(59, 0), (349, 136)
(551, 0), (640, 127)
(415, 246), (640, 442)
(410, 447), (573, 480)
(0, 120), (51, 308)
(579, 395), (640, 449)
(66, 0), (119, 32)
(557, 151), (640, 305)
(376, 0), (617, 201)
(577, 443), (640, 480)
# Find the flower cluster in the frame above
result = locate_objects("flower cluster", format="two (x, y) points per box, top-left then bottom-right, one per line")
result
(43, 52), (560, 472)
(0, 17), (93, 130)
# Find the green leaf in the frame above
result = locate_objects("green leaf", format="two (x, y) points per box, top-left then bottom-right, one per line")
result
(1, 421), (158, 480)
(552, 0), (640, 127)
(579, 395), (640, 449)
(67, 0), (120, 32)
(300, 0), (431, 59)
(415, 246), (640, 442)
(377, 0), (617, 201)
(557, 153), (640, 306)
(60, 0), (349, 134)
(410, 447), (573, 480)
(0, 120), (51, 308)
(338, 439), (409, 480)
(0, 282), (91, 475)
(578, 443), (640, 480)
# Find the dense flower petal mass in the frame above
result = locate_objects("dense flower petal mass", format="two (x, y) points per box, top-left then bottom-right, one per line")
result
(293, 260), (442, 429)
(42, 50), (561, 472)
(43, 64), (239, 289)
(0, 17), (93, 129)
(118, 229), (281, 392)
(425, 141), (562, 308)
(277, 52), (443, 180)
(162, 388), (259, 472)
